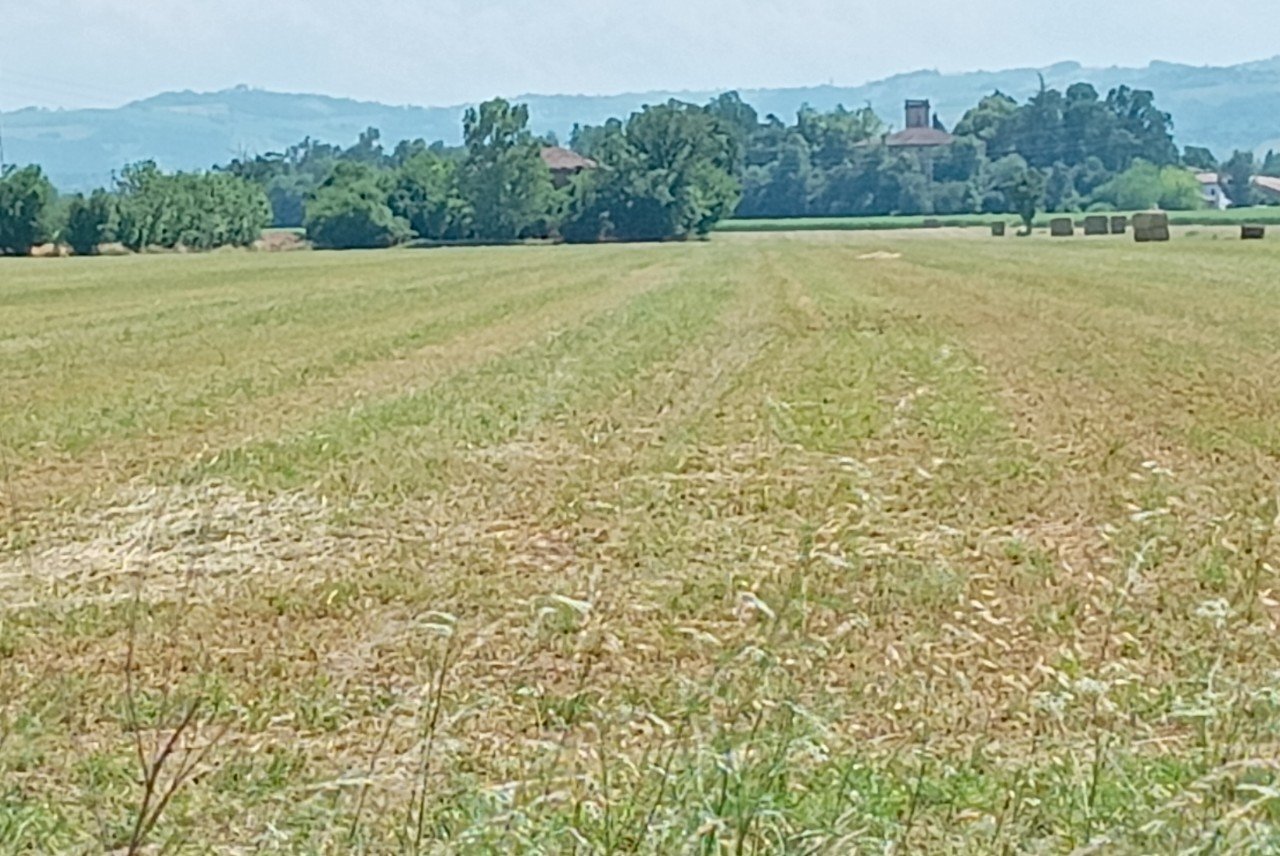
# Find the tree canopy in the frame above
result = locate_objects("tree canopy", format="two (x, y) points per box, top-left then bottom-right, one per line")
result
(458, 99), (557, 240)
(565, 101), (743, 242)
(729, 81), (1209, 219)
(299, 96), (745, 247)
(304, 162), (411, 250)
(114, 162), (270, 252)
(64, 190), (117, 255)
(0, 166), (56, 255)
(1091, 161), (1205, 211)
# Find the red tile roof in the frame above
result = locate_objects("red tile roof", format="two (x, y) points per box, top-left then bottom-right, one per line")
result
(1253, 175), (1280, 195)
(884, 127), (955, 148)
(540, 146), (598, 172)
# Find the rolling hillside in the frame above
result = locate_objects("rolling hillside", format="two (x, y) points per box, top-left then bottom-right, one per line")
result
(6, 56), (1280, 191)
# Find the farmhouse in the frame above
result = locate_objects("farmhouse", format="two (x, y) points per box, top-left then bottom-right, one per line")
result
(1195, 172), (1232, 210)
(540, 146), (598, 187)
(1191, 172), (1280, 207)
(884, 100), (955, 151)
(1252, 175), (1280, 203)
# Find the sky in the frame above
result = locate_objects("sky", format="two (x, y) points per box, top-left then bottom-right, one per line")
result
(2, 0), (1278, 111)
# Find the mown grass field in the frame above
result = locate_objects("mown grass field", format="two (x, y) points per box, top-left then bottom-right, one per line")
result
(718, 206), (1280, 232)
(2, 232), (1280, 853)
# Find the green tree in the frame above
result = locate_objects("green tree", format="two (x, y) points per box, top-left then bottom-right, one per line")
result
(1090, 160), (1204, 211)
(64, 190), (117, 255)
(569, 119), (624, 160)
(1104, 86), (1179, 168)
(796, 104), (885, 170)
(1220, 150), (1256, 207)
(933, 136), (985, 184)
(345, 127), (387, 166)
(565, 101), (742, 242)
(1155, 166), (1209, 210)
(390, 151), (468, 240)
(115, 162), (270, 251)
(1000, 165), (1046, 234)
(1044, 163), (1084, 212)
(954, 92), (1018, 143)
(114, 162), (171, 251)
(220, 137), (355, 227)
(0, 165), (56, 255)
(1183, 146), (1218, 171)
(459, 99), (557, 240)
(1262, 150), (1280, 178)
(739, 133), (814, 218)
(1061, 84), (1115, 167)
(811, 146), (885, 215)
(991, 85), (1067, 168)
(705, 91), (759, 173)
(305, 162), (410, 249)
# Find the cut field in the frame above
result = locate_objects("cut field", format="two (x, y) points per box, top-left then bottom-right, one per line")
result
(3, 233), (1280, 852)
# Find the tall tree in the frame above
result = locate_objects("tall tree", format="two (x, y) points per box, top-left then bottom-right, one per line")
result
(1260, 150), (1280, 178)
(459, 99), (557, 240)
(0, 165), (56, 255)
(345, 127), (387, 166)
(705, 91), (759, 169)
(1182, 146), (1218, 171)
(1061, 83), (1113, 167)
(391, 150), (468, 240)
(1220, 150), (1256, 207)
(796, 104), (884, 170)
(564, 101), (742, 241)
(739, 133), (814, 218)
(1104, 86), (1178, 168)
(64, 190), (117, 255)
(990, 85), (1067, 168)
(954, 92), (1018, 144)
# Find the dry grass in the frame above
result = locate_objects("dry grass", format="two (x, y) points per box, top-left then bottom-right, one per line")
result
(3, 233), (1280, 852)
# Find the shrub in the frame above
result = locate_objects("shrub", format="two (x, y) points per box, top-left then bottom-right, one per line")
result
(305, 185), (411, 250)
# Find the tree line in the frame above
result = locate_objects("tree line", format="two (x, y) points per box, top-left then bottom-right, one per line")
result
(730, 83), (1267, 220)
(0, 162), (271, 256)
(2, 82), (1277, 256)
(202, 84), (1280, 247)
(223, 97), (741, 249)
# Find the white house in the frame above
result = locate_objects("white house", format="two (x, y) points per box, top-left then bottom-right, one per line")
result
(1195, 172), (1232, 210)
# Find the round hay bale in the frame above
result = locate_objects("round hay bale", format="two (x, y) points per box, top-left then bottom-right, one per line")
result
(1110, 216), (1128, 235)
(991, 222), (1006, 237)
(1050, 218), (1074, 237)
(1242, 225), (1266, 240)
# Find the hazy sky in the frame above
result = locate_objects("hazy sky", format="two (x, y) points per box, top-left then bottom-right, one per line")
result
(3, 0), (1277, 111)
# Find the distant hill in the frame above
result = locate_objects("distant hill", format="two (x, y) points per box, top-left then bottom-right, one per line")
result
(6, 57), (1280, 192)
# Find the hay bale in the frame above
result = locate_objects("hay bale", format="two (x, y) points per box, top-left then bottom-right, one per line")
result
(1132, 212), (1170, 243)
(1110, 216), (1128, 235)
(1050, 218), (1074, 237)
(991, 222), (1006, 237)
(1242, 224), (1266, 240)
(1083, 215), (1109, 236)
